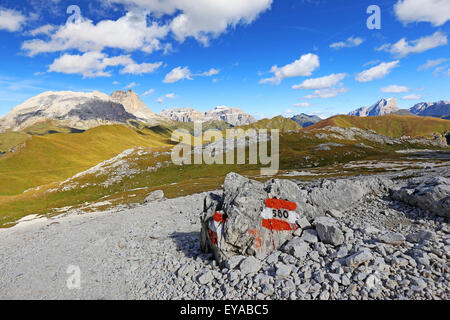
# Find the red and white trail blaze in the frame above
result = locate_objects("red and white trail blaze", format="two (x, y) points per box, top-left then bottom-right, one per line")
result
(261, 198), (299, 231)
(208, 211), (227, 246)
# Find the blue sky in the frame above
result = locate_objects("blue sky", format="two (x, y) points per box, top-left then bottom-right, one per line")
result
(0, 0), (449, 118)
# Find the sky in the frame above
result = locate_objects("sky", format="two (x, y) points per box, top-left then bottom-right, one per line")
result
(0, 0), (449, 119)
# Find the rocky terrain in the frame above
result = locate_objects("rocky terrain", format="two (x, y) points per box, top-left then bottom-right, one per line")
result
(0, 166), (448, 300)
(159, 106), (256, 126)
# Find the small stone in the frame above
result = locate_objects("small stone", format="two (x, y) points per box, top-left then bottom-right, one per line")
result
(197, 270), (214, 285)
(326, 209), (343, 219)
(299, 229), (319, 243)
(224, 255), (246, 270)
(406, 230), (435, 243)
(314, 217), (344, 246)
(297, 217), (312, 229)
(346, 250), (374, 268)
(378, 232), (405, 245)
(239, 256), (262, 275)
(275, 263), (292, 278)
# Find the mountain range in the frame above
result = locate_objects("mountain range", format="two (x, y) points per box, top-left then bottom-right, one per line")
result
(349, 98), (450, 119)
(1, 91), (449, 135)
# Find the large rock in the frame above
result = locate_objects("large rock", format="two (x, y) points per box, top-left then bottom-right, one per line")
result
(391, 176), (450, 217)
(200, 172), (393, 265)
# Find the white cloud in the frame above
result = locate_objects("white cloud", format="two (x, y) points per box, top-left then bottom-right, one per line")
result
(394, 0), (450, 26)
(48, 51), (160, 78)
(377, 32), (448, 58)
(142, 89), (155, 96)
(163, 66), (193, 83)
(165, 93), (176, 99)
(120, 61), (162, 75)
(330, 36), (364, 49)
(22, 11), (169, 56)
(0, 7), (26, 32)
(260, 53), (320, 85)
(403, 94), (423, 100)
(418, 58), (449, 70)
(29, 24), (57, 36)
(381, 85), (409, 93)
(292, 102), (311, 107)
(125, 82), (137, 89)
(356, 61), (400, 82)
(292, 73), (347, 90)
(198, 68), (220, 76)
(157, 97), (164, 103)
(109, 0), (273, 45)
(304, 87), (348, 99)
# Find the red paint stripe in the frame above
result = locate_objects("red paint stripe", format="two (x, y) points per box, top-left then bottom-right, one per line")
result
(208, 229), (218, 245)
(213, 212), (226, 223)
(262, 219), (298, 231)
(265, 198), (297, 211)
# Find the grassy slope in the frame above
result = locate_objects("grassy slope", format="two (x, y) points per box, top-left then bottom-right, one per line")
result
(237, 116), (302, 131)
(0, 124), (173, 196)
(309, 115), (450, 138)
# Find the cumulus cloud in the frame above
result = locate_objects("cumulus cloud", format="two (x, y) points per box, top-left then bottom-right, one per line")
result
(377, 32), (448, 58)
(356, 61), (400, 83)
(157, 97), (164, 103)
(292, 73), (347, 90)
(381, 85), (409, 93)
(0, 7), (26, 32)
(163, 66), (193, 83)
(394, 0), (450, 26)
(330, 36), (364, 49)
(304, 87), (349, 99)
(48, 51), (161, 77)
(108, 0), (273, 45)
(22, 11), (169, 56)
(260, 53), (320, 85)
(403, 94), (423, 100)
(165, 93), (176, 99)
(120, 61), (163, 75)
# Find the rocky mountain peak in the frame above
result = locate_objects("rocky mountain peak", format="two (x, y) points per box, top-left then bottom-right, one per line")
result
(110, 90), (155, 121)
(349, 98), (399, 117)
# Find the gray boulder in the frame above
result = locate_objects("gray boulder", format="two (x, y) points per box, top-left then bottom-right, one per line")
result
(391, 176), (450, 217)
(313, 217), (344, 246)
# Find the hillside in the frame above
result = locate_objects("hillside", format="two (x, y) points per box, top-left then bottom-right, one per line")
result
(237, 116), (302, 131)
(309, 114), (450, 138)
(0, 124), (173, 196)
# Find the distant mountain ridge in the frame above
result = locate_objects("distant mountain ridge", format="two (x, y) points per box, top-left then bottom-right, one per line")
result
(410, 100), (450, 118)
(159, 106), (256, 126)
(290, 113), (322, 128)
(349, 98), (450, 120)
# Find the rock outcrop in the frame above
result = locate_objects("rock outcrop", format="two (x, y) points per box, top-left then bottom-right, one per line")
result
(160, 106), (256, 126)
(110, 90), (155, 121)
(391, 176), (450, 218)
